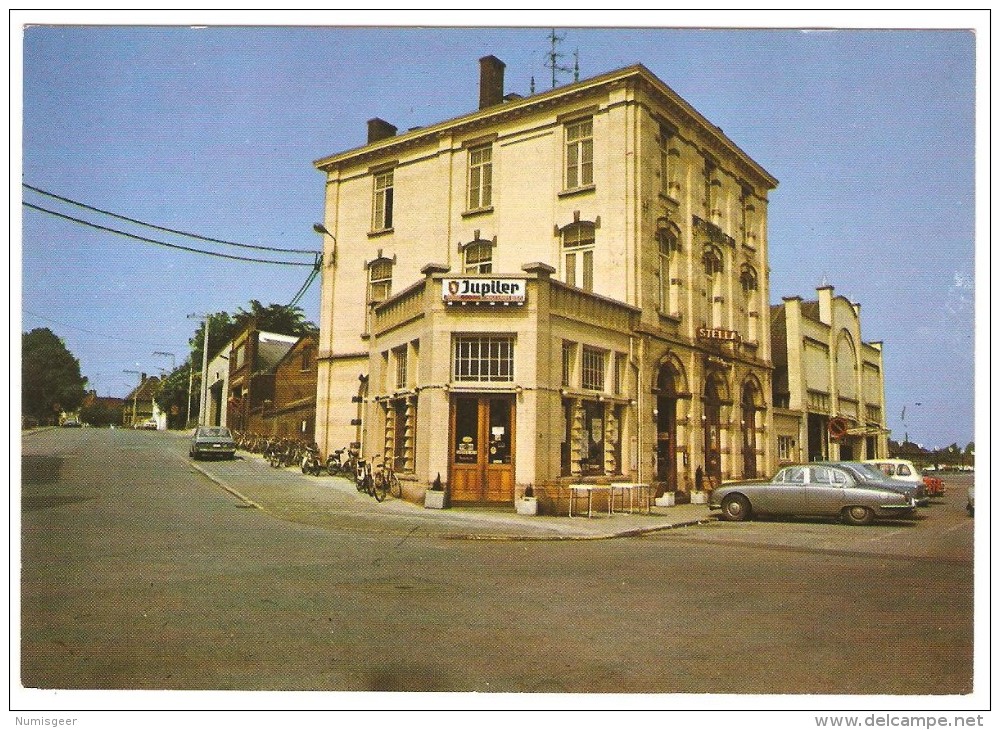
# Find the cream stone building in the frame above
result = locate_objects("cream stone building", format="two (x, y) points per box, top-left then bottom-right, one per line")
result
(313, 57), (778, 508)
(770, 285), (889, 466)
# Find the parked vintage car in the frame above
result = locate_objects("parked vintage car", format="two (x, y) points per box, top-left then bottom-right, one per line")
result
(864, 458), (936, 503)
(826, 461), (929, 507)
(709, 464), (917, 526)
(189, 426), (236, 461)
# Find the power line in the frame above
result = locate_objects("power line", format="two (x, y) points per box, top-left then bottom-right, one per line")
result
(23, 202), (317, 266)
(287, 265), (320, 308)
(23, 183), (319, 255)
(22, 308), (179, 348)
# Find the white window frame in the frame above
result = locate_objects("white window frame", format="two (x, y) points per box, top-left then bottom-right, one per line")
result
(452, 335), (514, 383)
(562, 222), (596, 292)
(463, 241), (493, 274)
(468, 145), (493, 211)
(372, 170), (394, 231)
(581, 346), (606, 392)
(565, 118), (594, 190)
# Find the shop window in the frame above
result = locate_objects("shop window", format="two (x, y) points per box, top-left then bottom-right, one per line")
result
(561, 341), (576, 388)
(468, 145), (493, 211)
(393, 345), (407, 390)
(581, 400), (605, 475)
(565, 117), (594, 190)
(778, 435), (795, 462)
(561, 220), (596, 292)
(372, 169), (394, 232)
(453, 335), (514, 383)
(581, 346), (606, 391)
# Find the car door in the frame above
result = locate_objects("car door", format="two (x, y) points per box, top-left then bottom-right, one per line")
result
(805, 466), (846, 516)
(755, 466), (807, 514)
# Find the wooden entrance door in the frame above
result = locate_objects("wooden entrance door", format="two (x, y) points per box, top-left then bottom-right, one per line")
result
(450, 395), (515, 503)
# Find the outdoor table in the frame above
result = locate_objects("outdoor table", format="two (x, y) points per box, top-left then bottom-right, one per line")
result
(567, 484), (612, 518)
(609, 482), (652, 514)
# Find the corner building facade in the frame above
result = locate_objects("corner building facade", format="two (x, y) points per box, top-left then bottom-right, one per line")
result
(314, 58), (778, 507)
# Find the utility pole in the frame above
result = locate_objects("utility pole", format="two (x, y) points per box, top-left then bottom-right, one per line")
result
(188, 313), (211, 427)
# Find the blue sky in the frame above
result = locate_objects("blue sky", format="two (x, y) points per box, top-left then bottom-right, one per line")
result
(16, 12), (981, 449)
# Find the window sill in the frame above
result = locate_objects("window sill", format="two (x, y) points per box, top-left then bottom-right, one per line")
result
(658, 191), (681, 207)
(461, 206), (494, 219)
(367, 227), (394, 238)
(558, 185), (595, 199)
(658, 311), (682, 325)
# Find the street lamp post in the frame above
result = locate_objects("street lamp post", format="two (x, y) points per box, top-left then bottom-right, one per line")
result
(123, 369), (141, 427)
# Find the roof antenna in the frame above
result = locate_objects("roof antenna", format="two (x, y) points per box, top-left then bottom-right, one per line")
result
(545, 29), (573, 88)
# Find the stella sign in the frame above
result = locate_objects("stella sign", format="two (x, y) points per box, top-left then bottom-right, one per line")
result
(697, 327), (741, 342)
(442, 278), (526, 305)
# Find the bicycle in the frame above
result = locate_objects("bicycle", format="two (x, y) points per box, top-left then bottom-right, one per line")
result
(326, 446), (358, 482)
(373, 455), (402, 499)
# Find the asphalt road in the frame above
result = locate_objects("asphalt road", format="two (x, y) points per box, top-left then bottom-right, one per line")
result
(19, 427), (975, 696)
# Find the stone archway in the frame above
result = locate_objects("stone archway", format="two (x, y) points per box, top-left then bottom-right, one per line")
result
(654, 362), (680, 494)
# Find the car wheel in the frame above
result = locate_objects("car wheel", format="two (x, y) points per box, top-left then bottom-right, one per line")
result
(842, 505), (875, 526)
(721, 494), (750, 522)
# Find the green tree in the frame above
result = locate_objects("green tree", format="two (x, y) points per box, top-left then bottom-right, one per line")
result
(79, 398), (124, 427)
(22, 328), (87, 425)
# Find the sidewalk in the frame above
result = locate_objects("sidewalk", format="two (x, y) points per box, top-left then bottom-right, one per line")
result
(190, 445), (715, 541)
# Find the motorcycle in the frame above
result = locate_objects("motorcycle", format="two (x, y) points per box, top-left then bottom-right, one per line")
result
(300, 443), (323, 476)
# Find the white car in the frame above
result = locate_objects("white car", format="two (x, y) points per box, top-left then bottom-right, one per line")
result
(864, 458), (930, 506)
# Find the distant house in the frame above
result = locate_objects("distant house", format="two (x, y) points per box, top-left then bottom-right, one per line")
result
(122, 374), (160, 428)
(267, 334), (319, 442)
(205, 342), (233, 428)
(226, 324), (298, 435)
(770, 285), (888, 464)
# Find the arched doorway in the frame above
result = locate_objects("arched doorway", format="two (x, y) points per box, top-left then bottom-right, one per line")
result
(655, 363), (679, 494)
(741, 381), (758, 478)
(703, 376), (722, 488)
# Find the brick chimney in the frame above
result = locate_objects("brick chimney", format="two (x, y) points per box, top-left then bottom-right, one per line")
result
(367, 118), (397, 144)
(479, 55), (505, 110)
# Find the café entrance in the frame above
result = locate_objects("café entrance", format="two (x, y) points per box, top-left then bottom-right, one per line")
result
(449, 395), (515, 503)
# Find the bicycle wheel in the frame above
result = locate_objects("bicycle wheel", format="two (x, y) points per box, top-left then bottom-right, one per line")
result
(326, 457), (340, 477)
(388, 473), (401, 498)
(372, 472), (388, 502)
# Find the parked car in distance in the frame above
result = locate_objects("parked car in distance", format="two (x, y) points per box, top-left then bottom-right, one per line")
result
(189, 426), (236, 460)
(921, 471), (946, 497)
(825, 461), (929, 507)
(863, 458), (933, 505)
(61, 419), (82, 428)
(133, 418), (158, 430)
(709, 464), (917, 526)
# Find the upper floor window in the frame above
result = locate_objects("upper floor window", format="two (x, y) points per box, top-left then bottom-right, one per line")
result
(561, 220), (596, 292)
(463, 240), (493, 274)
(561, 341), (576, 388)
(368, 258), (393, 305)
(657, 226), (682, 315)
(740, 264), (760, 342)
(703, 245), (724, 329)
(372, 170), (394, 231)
(565, 118), (594, 190)
(659, 124), (680, 198)
(468, 145), (493, 210)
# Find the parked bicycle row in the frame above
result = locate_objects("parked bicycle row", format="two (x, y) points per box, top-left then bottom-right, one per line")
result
(230, 432), (401, 502)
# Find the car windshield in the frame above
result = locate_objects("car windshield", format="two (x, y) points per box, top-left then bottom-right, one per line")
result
(199, 428), (231, 438)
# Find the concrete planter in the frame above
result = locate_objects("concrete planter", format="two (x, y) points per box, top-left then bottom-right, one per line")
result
(654, 492), (676, 507)
(690, 490), (708, 505)
(515, 497), (539, 516)
(424, 490), (447, 509)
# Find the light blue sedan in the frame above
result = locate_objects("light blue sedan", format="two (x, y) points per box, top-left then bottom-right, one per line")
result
(709, 464), (917, 526)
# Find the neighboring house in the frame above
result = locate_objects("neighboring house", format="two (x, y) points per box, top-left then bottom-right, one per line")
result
(312, 56), (779, 506)
(206, 342), (233, 428)
(122, 374), (160, 427)
(226, 324), (298, 435)
(267, 334), (319, 441)
(770, 285), (888, 464)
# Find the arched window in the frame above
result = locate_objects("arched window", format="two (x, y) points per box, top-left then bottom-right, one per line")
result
(657, 225), (682, 315)
(463, 240), (493, 274)
(560, 220), (596, 292)
(365, 255), (394, 332)
(702, 245), (724, 328)
(740, 263), (759, 342)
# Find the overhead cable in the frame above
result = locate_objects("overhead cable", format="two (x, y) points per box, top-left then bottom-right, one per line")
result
(23, 202), (316, 267)
(23, 183), (319, 255)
